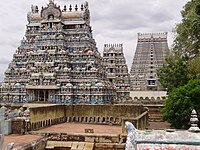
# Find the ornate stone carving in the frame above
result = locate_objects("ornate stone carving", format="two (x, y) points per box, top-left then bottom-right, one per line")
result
(125, 121), (137, 150)
(1, 1), (116, 104)
(188, 109), (200, 132)
(41, 1), (61, 20)
(130, 32), (169, 91)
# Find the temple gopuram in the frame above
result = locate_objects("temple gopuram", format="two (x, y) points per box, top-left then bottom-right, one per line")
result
(130, 33), (169, 91)
(1, 0), (116, 104)
(103, 44), (130, 97)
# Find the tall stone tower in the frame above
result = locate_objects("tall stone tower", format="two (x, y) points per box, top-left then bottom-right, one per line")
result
(103, 44), (130, 97)
(1, 1), (116, 104)
(130, 33), (169, 91)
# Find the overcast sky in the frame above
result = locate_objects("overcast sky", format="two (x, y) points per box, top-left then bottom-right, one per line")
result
(0, 0), (189, 81)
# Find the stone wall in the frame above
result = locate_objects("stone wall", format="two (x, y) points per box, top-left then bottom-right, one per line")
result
(12, 118), (26, 134)
(0, 107), (12, 135)
(0, 134), (3, 150)
(115, 96), (165, 104)
(65, 105), (147, 126)
(0, 120), (11, 135)
(30, 105), (66, 130)
(28, 104), (148, 131)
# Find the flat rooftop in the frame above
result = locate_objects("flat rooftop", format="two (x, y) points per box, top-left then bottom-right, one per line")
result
(3, 134), (43, 149)
(33, 122), (122, 135)
(3, 123), (122, 149)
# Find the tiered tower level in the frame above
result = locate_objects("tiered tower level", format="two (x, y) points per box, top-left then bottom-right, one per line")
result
(103, 44), (130, 97)
(130, 33), (169, 91)
(1, 0), (116, 104)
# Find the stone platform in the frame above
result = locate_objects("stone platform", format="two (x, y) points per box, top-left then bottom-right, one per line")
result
(33, 122), (122, 134)
(3, 134), (45, 149)
(3, 123), (125, 150)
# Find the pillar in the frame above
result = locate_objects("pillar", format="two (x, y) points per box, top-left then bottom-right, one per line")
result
(37, 91), (39, 101)
(44, 90), (46, 102)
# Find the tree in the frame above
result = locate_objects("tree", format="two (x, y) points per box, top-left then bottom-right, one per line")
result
(157, 55), (189, 92)
(188, 55), (200, 79)
(173, 0), (200, 57)
(159, 0), (200, 129)
(196, 4), (200, 15)
(162, 80), (200, 129)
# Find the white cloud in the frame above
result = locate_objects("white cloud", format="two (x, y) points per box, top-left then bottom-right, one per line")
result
(0, 0), (189, 81)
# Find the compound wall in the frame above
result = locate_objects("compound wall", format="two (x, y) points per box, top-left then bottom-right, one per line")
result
(29, 104), (148, 131)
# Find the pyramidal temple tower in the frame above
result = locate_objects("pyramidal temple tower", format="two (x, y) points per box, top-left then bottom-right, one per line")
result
(103, 44), (130, 97)
(1, 0), (116, 104)
(130, 33), (169, 91)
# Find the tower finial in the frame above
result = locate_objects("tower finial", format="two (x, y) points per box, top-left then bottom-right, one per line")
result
(63, 5), (67, 12)
(81, 4), (84, 11)
(49, 0), (54, 4)
(69, 5), (72, 11)
(75, 4), (78, 11)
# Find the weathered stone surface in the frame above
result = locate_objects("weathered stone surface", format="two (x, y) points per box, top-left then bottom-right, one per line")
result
(12, 118), (25, 134)
(0, 134), (4, 150)
(0, 106), (6, 121)
(0, 120), (12, 135)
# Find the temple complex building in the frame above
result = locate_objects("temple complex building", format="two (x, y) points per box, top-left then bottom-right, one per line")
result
(130, 33), (169, 91)
(1, 0), (116, 104)
(103, 44), (130, 97)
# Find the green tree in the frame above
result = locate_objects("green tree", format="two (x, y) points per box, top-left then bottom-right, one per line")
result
(159, 0), (200, 129)
(196, 4), (200, 15)
(173, 0), (200, 57)
(188, 55), (200, 79)
(162, 80), (200, 129)
(157, 55), (189, 92)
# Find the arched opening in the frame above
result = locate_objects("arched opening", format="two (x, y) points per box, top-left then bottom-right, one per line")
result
(106, 117), (109, 123)
(85, 117), (88, 123)
(102, 117), (105, 123)
(81, 117), (84, 122)
(110, 117), (113, 123)
(89, 117), (93, 123)
(97, 117), (101, 123)
(73, 117), (76, 122)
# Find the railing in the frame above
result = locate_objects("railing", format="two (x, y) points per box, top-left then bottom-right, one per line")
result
(122, 110), (149, 133)
(134, 110), (149, 129)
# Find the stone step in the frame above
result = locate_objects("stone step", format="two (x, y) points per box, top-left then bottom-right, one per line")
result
(83, 142), (94, 150)
(71, 142), (79, 150)
(77, 142), (85, 150)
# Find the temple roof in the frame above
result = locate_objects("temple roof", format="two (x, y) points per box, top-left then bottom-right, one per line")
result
(27, 1), (90, 24)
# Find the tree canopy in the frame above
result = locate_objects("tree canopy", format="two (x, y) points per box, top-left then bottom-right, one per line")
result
(157, 55), (189, 92)
(162, 80), (200, 129)
(188, 55), (200, 79)
(158, 0), (200, 129)
(173, 0), (200, 57)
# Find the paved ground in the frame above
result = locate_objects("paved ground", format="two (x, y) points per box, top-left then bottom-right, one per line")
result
(3, 134), (43, 149)
(34, 122), (122, 134)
